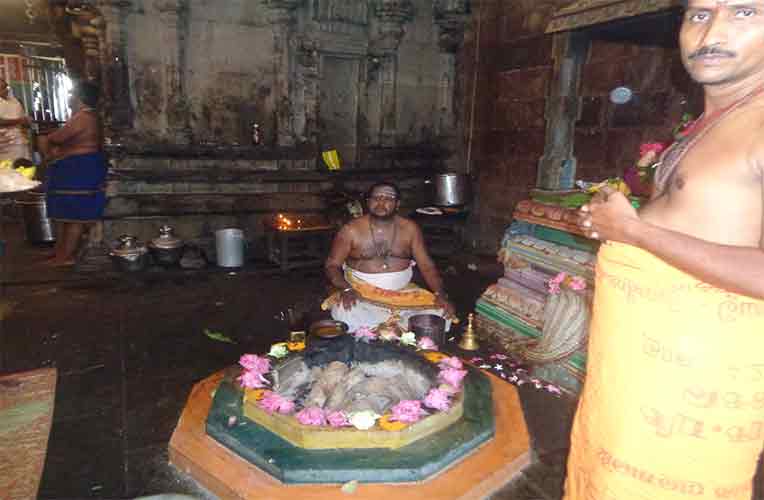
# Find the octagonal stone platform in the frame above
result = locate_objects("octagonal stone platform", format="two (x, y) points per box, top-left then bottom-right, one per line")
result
(204, 366), (494, 484)
(169, 368), (530, 499)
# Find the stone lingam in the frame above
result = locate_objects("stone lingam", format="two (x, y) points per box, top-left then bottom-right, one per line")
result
(204, 334), (496, 484)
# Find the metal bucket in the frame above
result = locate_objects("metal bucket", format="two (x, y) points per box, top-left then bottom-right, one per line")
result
(431, 173), (470, 206)
(215, 228), (245, 267)
(15, 192), (55, 244)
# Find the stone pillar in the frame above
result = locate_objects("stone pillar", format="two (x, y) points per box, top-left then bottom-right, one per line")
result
(97, 0), (133, 142)
(537, 32), (589, 190)
(264, 0), (304, 146)
(370, 0), (414, 146)
(433, 0), (469, 142)
(294, 38), (319, 145)
(154, 0), (193, 145)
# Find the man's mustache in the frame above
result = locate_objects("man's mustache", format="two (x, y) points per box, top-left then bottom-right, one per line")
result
(688, 46), (736, 59)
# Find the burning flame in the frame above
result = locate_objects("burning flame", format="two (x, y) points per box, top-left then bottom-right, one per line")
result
(275, 213), (304, 231)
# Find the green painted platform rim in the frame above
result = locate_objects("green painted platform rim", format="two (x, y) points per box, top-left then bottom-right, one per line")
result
(206, 367), (496, 484)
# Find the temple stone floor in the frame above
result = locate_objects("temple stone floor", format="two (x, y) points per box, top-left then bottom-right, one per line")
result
(0, 219), (570, 499)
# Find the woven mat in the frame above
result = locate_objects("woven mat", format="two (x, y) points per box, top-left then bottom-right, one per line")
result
(0, 368), (57, 500)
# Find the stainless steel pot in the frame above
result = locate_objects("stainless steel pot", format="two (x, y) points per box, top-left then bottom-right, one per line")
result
(430, 173), (470, 206)
(15, 191), (55, 244)
(110, 235), (149, 272)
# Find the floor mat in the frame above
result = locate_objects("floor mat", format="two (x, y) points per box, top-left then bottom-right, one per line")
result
(0, 368), (57, 500)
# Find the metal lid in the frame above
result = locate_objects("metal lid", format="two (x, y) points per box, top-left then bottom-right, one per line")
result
(149, 225), (183, 249)
(111, 234), (147, 257)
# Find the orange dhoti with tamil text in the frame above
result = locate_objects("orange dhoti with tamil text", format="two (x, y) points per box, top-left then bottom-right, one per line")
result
(565, 242), (764, 500)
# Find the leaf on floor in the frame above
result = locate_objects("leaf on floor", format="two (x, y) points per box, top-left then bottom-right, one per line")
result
(203, 329), (237, 344)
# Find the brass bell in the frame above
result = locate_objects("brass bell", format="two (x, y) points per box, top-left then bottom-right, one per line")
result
(458, 313), (480, 351)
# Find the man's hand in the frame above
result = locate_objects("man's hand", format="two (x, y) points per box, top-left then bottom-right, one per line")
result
(340, 288), (358, 310)
(578, 186), (641, 244)
(435, 293), (456, 318)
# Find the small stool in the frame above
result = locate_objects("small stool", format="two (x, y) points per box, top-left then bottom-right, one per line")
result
(265, 224), (335, 273)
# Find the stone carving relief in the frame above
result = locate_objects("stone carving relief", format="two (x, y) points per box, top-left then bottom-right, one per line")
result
(313, 0), (369, 25)
(434, 0), (469, 52)
(88, 0), (468, 156)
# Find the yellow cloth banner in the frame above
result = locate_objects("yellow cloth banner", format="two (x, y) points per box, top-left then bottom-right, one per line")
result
(565, 242), (764, 500)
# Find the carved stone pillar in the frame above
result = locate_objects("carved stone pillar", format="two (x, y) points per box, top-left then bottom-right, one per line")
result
(97, 0), (133, 141)
(537, 32), (589, 190)
(433, 0), (469, 139)
(154, 0), (192, 144)
(370, 0), (413, 146)
(264, 0), (304, 146)
(293, 38), (320, 145)
(434, 0), (470, 53)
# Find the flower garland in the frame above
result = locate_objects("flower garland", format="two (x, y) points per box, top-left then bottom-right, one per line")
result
(237, 331), (466, 431)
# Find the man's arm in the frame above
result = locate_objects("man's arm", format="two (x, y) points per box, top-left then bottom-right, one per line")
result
(582, 191), (764, 299)
(410, 222), (455, 315)
(410, 222), (443, 293)
(324, 224), (359, 309)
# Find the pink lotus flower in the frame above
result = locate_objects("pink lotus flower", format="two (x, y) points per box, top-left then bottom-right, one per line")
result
(438, 357), (464, 370)
(639, 142), (666, 157)
(353, 326), (378, 341)
(439, 367), (468, 389)
(257, 391), (295, 415)
(548, 282), (561, 295)
(326, 411), (350, 428)
(424, 388), (452, 411)
(296, 407), (326, 426)
(569, 276), (587, 291)
(417, 336), (437, 350)
(239, 354), (271, 374)
(390, 400), (426, 423)
(237, 369), (269, 389)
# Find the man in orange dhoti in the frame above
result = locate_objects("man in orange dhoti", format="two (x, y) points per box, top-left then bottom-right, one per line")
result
(324, 182), (455, 333)
(566, 2), (764, 498)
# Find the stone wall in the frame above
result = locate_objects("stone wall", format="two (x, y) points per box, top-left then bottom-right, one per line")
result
(461, 1), (699, 251)
(86, 0), (471, 253)
(574, 36), (698, 182)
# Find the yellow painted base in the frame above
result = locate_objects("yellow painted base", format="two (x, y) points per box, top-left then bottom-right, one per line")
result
(242, 390), (464, 449)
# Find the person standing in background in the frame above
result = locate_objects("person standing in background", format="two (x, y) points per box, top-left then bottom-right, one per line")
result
(0, 78), (32, 163)
(39, 81), (106, 267)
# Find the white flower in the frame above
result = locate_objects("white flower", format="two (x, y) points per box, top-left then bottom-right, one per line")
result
(268, 343), (289, 358)
(399, 332), (417, 346)
(348, 410), (380, 430)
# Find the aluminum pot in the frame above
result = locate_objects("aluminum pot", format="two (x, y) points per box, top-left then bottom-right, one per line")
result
(110, 235), (150, 272)
(430, 173), (471, 207)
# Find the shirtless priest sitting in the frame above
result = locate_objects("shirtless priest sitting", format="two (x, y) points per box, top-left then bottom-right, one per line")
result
(323, 182), (456, 333)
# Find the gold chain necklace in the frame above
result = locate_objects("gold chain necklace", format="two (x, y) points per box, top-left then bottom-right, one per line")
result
(369, 218), (397, 271)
